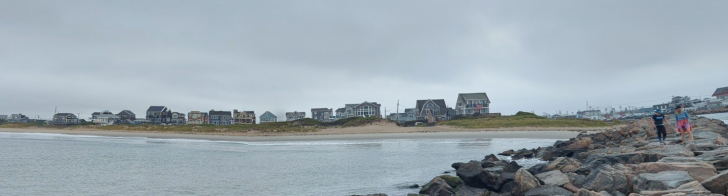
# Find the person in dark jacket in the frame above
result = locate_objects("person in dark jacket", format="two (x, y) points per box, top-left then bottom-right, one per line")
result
(650, 109), (671, 145)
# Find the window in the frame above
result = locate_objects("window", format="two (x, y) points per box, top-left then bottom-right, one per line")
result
(428, 103), (433, 107)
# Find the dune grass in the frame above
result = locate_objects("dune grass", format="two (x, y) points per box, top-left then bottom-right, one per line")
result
(1, 116), (390, 133)
(438, 112), (611, 129)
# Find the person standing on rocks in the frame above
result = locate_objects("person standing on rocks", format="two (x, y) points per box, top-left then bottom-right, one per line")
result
(651, 109), (671, 145)
(674, 105), (694, 145)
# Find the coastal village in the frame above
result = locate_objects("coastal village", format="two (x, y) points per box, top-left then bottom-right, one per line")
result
(1, 86), (727, 127)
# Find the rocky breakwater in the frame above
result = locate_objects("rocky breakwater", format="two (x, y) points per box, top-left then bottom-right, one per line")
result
(415, 117), (728, 196)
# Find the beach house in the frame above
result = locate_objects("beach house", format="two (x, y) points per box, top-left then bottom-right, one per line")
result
(415, 99), (449, 122)
(233, 110), (256, 124)
(170, 112), (186, 125)
(259, 111), (277, 123)
(8, 114), (29, 123)
(53, 113), (79, 125)
(286, 111), (306, 122)
(91, 111), (121, 126)
(455, 93), (491, 116)
(146, 106), (172, 125)
(0, 115), (7, 121)
(116, 110), (136, 124)
(311, 108), (333, 122)
(335, 108), (345, 120)
(187, 111), (208, 125)
(713, 86), (728, 100)
(209, 110), (232, 125)
(340, 102), (382, 118)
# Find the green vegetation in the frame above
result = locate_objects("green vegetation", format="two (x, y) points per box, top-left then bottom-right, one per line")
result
(438, 111), (610, 128)
(0, 122), (38, 128)
(0, 116), (391, 133)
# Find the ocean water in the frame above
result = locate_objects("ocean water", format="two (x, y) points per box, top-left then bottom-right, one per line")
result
(2, 112), (725, 196)
(699, 112), (728, 124)
(0, 133), (555, 196)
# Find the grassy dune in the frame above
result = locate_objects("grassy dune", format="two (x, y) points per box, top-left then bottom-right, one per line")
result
(438, 112), (611, 129)
(0, 117), (387, 133)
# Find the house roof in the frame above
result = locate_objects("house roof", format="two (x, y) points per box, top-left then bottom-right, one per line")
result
(458, 93), (491, 103)
(345, 104), (359, 109)
(209, 110), (231, 116)
(416, 99), (447, 110)
(55, 113), (75, 117)
(118, 110), (135, 116)
(91, 112), (101, 116)
(261, 111), (277, 118)
(147, 106), (167, 112)
(336, 108), (345, 112)
(713, 87), (728, 97)
(404, 108), (414, 113)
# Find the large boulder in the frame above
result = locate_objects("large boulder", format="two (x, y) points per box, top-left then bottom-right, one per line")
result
(534, 170), (569, 186)
(581, 164), (633, 194)
(635, 162), (717, 182)
(523, 185), (572, 196)
(453, 185), (488, 196)
(542, 157), (582, 173)
(701, 170), (728, 195)
(455, 161), (500, 191)
(511, 168), (540, 196)
(503, 161), (523, 173)
(633, 171), (695, 192)
(566, 138), (592, 150)
(419, 176), (454, 196)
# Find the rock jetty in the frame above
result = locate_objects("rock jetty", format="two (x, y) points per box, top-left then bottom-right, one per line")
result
(414, 116), (728, 196)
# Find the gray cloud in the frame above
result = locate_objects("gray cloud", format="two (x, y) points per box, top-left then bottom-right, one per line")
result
(1, 0), (727, 119)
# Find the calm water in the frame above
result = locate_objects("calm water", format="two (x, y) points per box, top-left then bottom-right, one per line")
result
(3, 112), (726, 196)
(0, 133), (554, 196)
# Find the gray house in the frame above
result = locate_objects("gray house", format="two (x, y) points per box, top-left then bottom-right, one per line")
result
(209, 110), (232, 125)
(286, 111), (306, 122)
(353, 101), (381, 118)
(416, 99), (448, 121)
(387, 108), (417, 123)
(311, 108), (333, 122)
(455, 93), (491, 115)
(146, 106), (172, 124)
(0, 115), (7, 120)
(335, 108), (345, 120)
(53, 113), (79, 125)
(116, 110), (136, 124)
(259, 111), (277, 123)
(170, 112), (186, 125)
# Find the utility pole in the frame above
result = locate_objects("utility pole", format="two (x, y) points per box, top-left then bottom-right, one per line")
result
(396, 100), (399, 122)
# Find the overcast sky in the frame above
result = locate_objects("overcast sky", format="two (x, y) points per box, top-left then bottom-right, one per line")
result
(1, 0), (727, 120)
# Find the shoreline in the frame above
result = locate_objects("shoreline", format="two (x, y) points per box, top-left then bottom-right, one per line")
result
(0, 125), (618, 141)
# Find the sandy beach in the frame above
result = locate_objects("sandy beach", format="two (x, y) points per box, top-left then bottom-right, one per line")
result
(0, 122), (620, 141)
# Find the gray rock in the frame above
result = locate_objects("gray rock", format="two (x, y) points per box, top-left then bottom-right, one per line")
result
(419, 176), (454, 196)
(581, 164), (633, 193)
(574, 189), (602, 196)
(503, 161), (522, 173)
(598, 191), (612, 196)
(693, 131), (722, 140)
(635, 161), (717, 182)
(523, 186), (572, 196)
(455, 160), (500, 191)
(453, 185), (488, 196)
(543, 157), (582, 173)
(701, 170), (728, 195)
(611, 191), (626, 196)
(511, 168), (540, 196)
(657, 157), (699, 163)
(534, 170), (569, 186)
(633, 171), (695, 192)
(567, 172), (586, 188)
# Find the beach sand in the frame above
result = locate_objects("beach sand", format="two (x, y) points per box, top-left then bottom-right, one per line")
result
(0, 122), (620, 141)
